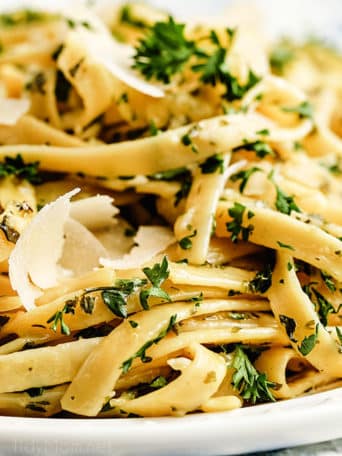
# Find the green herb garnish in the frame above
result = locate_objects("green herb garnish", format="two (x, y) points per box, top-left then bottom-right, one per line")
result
(231, 345), (276, 404)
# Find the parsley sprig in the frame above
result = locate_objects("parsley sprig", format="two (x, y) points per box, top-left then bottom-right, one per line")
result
(226, 202), (254, 243)
(230, 166), (261, 193)
(139, 256), (171, 309)
(47, 300), (76, 335)
(231, 345), (276, 404)
(133, 16), (196, 83)
(133, 19), (260, 100)
(0, 155), (41, 184)
(121, 314), (177, 373)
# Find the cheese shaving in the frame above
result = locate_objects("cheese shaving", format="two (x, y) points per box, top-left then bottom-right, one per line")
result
(100, 226), (175, 270)
(59, 219), (107, 276)
(8, 189), (79, 310)
(70, 195), (118, 231)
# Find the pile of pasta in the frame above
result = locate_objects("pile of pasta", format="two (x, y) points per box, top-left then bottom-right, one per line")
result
(0, 1), (341, 418)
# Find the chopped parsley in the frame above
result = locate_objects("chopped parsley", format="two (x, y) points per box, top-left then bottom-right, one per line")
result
(336, 327), (342, 345)
(132, 16), (196, 83)
(226, 202), (254, 243)
(277, 241), (295, 251)
(199, 154), (224, 174)
(0, 155), (41, 184)
(231, 345), (276, 404)
(121, 314), (177, 373)
(149, 166), (189, 181)
(270, 44), (294, 74)
(282, 101), (314, 119)
(132, 18), (260, 100)
(230, 166), (261, 193)
(298, 324), (319, 356)
(119, 4), (148, 28)
(275, 186), (301, 215)
(233, 140), (274, 158)
(320, 271), (336, 292)
(47, 300), (76, 336)
(83, 278), (147, 319)
(139, 256), (171, 310)
(0, 10), (55, 27)
(149, 120), (160, 136)
(150, 376), (168, 388)
(178, 228), (197, 250)
(79, 295), (95, 314)
(248, 264), (273, 294)
(303, 283), (339, 326)
(268, 172), (301, 215)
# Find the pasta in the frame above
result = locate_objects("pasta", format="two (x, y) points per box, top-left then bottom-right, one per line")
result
(0, 1), (341, 419)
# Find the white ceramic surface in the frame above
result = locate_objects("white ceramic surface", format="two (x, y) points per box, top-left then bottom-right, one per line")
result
(0, 1), (342, 455)
(0, 388), (341, 455)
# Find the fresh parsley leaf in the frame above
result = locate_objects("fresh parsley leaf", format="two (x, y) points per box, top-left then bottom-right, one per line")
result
(0, 10), (55, 27)
(0, 155), (41, 184)
(150, 167), (189, 181)
(149, 120), (160, 136)
(277, 241), (295, 251)
(199, 154), (224, 174)
(231, 345), (276, 404)
(121, 314), (177, 373)
(230, 166), (261, 193)
(120, 4), (148, 28)
(139, 256), (171, 309)
(178, 229), (197, 250)
(84, 278), (147, 319)
(132, 16), (196, 83)
(233, 140), (274, 158)
(79, 295), (95, 314)
(336, 327), (342, 345)
(47, 300), (76, 335)
(191, 30), (227, 86)
(320, 271), (336, 292)
(298, 324), (319, 356)
(226, 202), (254, 243)
(25, 387), (44, 398)
(270, 44), (294, 74)
(272, 182), (301, 215)
(248, 265), (273, 294)
(150, 376), (168, 388)
(303, 283), (338, 326)
(221, 69), (260, 102)
(181, 132), (198, 153)
(282, 101), (313, 119)
(132, 18), (260, 100)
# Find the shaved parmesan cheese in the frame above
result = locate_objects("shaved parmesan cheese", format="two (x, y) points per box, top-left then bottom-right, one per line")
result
(95, 219), (135, 259)
(100, 226), (175, 270)
(9, 189), (79, 310)
(59, 219), (107, 276)
(75, 28), (165, 98)
(70, 195), (118, 231)
(0, 98), (30, 126)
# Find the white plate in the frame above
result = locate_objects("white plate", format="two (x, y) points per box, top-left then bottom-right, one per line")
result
(1, 1), (342, 455)
(0, 388), (341, 455)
